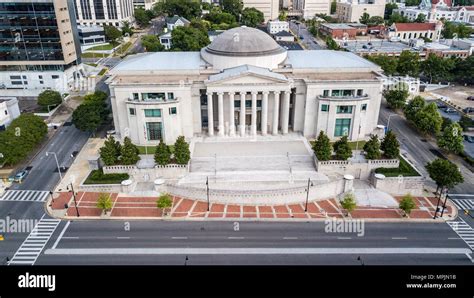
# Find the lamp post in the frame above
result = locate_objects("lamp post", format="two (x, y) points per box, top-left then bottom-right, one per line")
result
(304, 178), (314, 212)
(206, 176), (210, 212)
(386, 113), (400, 131)
(67, 183), (80, 217)
(46, 152), (63, 180)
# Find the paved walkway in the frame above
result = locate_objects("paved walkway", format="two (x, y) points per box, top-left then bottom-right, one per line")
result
(49, 192), (455, 221)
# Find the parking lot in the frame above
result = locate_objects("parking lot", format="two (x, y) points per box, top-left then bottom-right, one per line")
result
(429, 85), (474, 110)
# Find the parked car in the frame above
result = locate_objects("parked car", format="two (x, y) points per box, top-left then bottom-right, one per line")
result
(444, 107), (457, 113)
(463, 107), (474, 114)
(13, 170), (29, 183)
(464, 135), (474, 143)
(466, 96), (474, 101)
(436, 101), (447, 109)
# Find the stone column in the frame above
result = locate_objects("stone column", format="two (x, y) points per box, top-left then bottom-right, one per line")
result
(281, 90), (291, 135)
(217, 92), (224, 136)
(240, 92), (246, 137)
(272, 91), (280, 135)
(261, 91), (269, 136)
(251, 91), (257, 136)
(207, 92), (214, 136)
(228, 92), (235, 137)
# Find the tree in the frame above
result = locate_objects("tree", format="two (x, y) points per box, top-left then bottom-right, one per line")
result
(326, 36), (340, 50)
(438, 122), (464, 155)
(413, 102), (442, 135)
(426, 159), (464, 191)
(96, 193), (113, 214)
(453, 55), (474, 85)
(405, 0), (421, 5)
(397, 51), (420, 77)
(156, 193), (173, 215)
(384, 3), (398, 19)
(366, 55), (398, 76)
(363, 134), (381, 160)
(72, 103), (103, 133)
(141, 35), (165, 52)
(120, 137), (140, 165)
(404, 95), (425, 122)
(279, 9), (288, 21)
(104, 25), (122, 43)
(384, 89), (408, 110)
(399, 194), (416, 216)
(241, 7), (264, 27)
(313, 131), (332, 161)
(333, 136), (352, 160)
(459, 115), (474, 131)
(381, 130), (400, 159)
(134, 8), (151, 26)
(37, 90), (62, 108)
(205, 7), (237, 25)
(359, 12), (370, 24)
(421, 53), (455, 83)
(171, 26), (210, 51)
(388, 12), (409, 25)
(154, 140), (171, 166)
(441, 117), (453, 132)
(443, 21), (472, 39)
(122, 21), (133, 36)
(174, 136), (190, 164)
(221, 0), (243, 18)
(161, 0), (201, 20)
(367, 16), (384, 26)
(340, 193), (357, 215)
(100, 135), (122, 166)
(84, 90), (107, 102)
(202, 2), (212, 10)
(331, 0), (337, 14)
(414, 13), (426, 23)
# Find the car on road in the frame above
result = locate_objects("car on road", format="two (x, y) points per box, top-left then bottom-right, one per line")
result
(299, 35), (304, 39)
(436, 101), (447, 109)
(444, 107), (457, 113)
(462, 107), (474, 114)
(464, 134), (474, 143)
(10, 170), (29, 183)
(467, 96), (474, 101)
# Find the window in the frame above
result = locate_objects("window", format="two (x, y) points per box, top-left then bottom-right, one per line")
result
(5, 110), (8, 115)
(357, 89), (363, 96)
(22, 76), (26, 79)
(167, 92), (174, 100)
(336, 105), (353, 114)
(52, 75), (60, 79)
(38, 75), (43, 79)
(133, 93), (139, 100)
(142, 92), (165, 101)
(323, 90), (329, 97)
(321, 104), (329, 112)
(169, 107), (177, 115)
(10, 76), (21, 80)
(40, 81), (44, 84)
(334, 119), (351, 137)
(11, 81), (23, 85)
(144, 109), (161, 117)
(361, 104), (367, 111)
(331, 89), (354, 97)
(146, 122), (162, 140)
(129, 108), (136, 115)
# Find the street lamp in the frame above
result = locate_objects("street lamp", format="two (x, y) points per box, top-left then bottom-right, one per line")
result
(304, 178), (314, 212)
(46, 152), (63, 180)
(206, 176), (210, 212)
(386, 113), (400, 131)
(67, 183), (80, 217)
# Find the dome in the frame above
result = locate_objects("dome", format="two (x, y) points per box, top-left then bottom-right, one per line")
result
(205, 26), (286, 57)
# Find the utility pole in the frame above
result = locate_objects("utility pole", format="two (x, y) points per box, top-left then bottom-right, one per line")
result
(68, 183), (80, 217)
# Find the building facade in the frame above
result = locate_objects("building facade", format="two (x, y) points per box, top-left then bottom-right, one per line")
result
(387, 22), (443, 42)
(267, 20), (289, 34)
(320, 23), (367, 39)
(0, 0), (83, 96)
(0, 97), (20, 130)
(242, 0), (279, 21)
(292, 0), (331, 19)
(73, 0), (134, 27)
(336, 0), (386, 23)
(108, 27), (383, 146)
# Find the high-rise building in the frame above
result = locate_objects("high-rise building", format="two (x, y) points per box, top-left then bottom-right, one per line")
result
(74, 0), (134, 27)
(242, 0), (280, 21)
(0, 0), (84, 96)
(336, 0), (386, 23)
(293, 0), (330, 19)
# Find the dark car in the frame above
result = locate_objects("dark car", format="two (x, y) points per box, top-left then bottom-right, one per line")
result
(444, 107), (457, 113)
(462, 107), (474, 114)
(467, 96), (474, 101)
(464, 135), (474, 143)
(436, 101), (447, 109)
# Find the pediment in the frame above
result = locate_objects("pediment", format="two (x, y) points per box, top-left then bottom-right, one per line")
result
(206, 65), (289, 86)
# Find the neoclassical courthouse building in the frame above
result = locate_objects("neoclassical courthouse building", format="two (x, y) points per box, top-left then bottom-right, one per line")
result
(108, 26), (384, 145)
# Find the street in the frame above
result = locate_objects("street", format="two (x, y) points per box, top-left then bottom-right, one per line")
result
(289, 21), (322, 50)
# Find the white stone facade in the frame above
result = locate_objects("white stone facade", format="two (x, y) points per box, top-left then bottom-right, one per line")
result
(267, 21), (290, 34)
(0, 97), (20, 129)
(107, 27), (383, 146)
(242, 0), (280, 21)
(74, 0), (134, 27)
(336, 0), (386, 23)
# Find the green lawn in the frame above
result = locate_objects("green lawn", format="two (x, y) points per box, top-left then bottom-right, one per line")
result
(113, 42), (132, 56)
(310, 140), (367, 150)
(374, 156), (420, 177)
(81, 52), (106, 59)
(98, 68), (107, 76)
(137, 145), (174, 155)
(86, 43), (114, 51)
(83, 169), (129, 184)
(86, 63), (98, 67)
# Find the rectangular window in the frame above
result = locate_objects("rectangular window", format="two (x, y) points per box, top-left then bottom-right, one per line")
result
(321, 104), (329, 112)
(331, 89), (354, 97)
(39, 81), (44, 84)
(169, 107), (177, 115)
(39, 75), (43, 79)
(357, 89), (363, 96)
(323, 90), (329, 97)
(129, 108), (136, 115)
(11, 81), (23, 85)
(146, 122), (162, 141)
(167, 92), (174, 100)
(336, 105), (353, 114)
(144, 109), (161, 117)
(52, 75), (60, 79)
(142, 93), (165, 101)
(133, 93), (139, 100)
(22, 76), (26, 79)
(10, 76), (21, 80)
(361, 104), (367, 111)
(334, 119), (351, 137)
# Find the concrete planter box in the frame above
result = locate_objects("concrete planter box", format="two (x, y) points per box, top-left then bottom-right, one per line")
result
(315, 157), (399, 180)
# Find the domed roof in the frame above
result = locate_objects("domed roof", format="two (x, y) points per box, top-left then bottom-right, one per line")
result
(205, 26), (286, 57)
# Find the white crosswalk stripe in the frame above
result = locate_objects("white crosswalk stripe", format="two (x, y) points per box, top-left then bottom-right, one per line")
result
(0, 190), (49, 202)
(447, 218), (474, 250)
(8, 215), (61, 266)
(451, 199), (474, 211)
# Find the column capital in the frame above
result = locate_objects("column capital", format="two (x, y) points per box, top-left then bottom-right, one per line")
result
(284, 90), (291, 95)
(240, 91), (247, 95)
(206, 91), (213, 96)
(217, 91), (224, 96)
(273, 90), (281, 95)
(228, 91), (236, 96)
(251, 91), (259, 95)
(262, 91), (270, 95)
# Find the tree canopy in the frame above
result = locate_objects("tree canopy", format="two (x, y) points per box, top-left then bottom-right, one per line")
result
(174, 136), (190, 164)
(363, 134), (381, 160)
(241, 7), (264, 27)
(104, 25), (122, 43)
(37, 90), (62, 108)
(120, 137), (140, 165)
(141, 35), (165, 52)
(333, 136), (352, 160)
(313, 131), (332, 161)
(381, 130), (400, 159)
(171, 26), (210, 51)
(384, 89), (408, 110)
(426, 158), (464, 189)
(437, 122), (464, 154)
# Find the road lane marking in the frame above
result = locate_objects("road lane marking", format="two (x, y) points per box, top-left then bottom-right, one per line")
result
(44, 247), (472, 255)
(62, 237), (79, 239)
(171, 237), (188, 239)
(116, 237), (130, 239)
(228, 237), (244, 239)
(283, 237), (298, 240)
(391, 237), (408, 240)
(52, 221), (70, 249)
(337, 237), (352, 240)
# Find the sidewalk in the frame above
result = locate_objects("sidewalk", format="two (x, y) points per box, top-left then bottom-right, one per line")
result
(48, 191), (456, 221)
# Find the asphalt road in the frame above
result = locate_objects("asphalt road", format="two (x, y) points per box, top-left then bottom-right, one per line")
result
(289, 21), (322, 50)
(30, 221), (472, 265)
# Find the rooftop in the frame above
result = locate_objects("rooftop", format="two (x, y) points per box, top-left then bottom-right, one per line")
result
(285, 50), (380, 70)
(112, 52), (205, 72)
(273, 31), (293, 37)
(166, 15), (190, 25)
(322, 23), (366, 30)
(394, 23), (437, 31)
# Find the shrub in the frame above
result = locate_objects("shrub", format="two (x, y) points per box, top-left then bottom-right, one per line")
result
(340, 193), (357, 214)
(399, 194), (416, 215)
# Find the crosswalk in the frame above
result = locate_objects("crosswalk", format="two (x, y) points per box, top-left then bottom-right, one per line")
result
(447, 218), (474, 250)
(8, 215), (61, 265)
(0, 190), (49, 202)
(451, 199), (474, 211)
